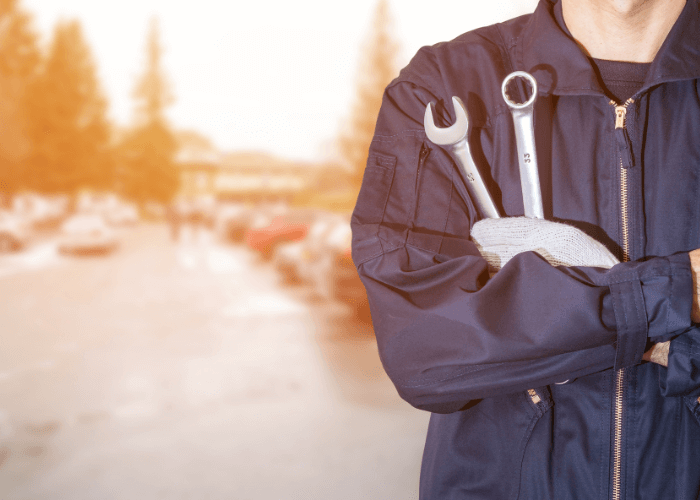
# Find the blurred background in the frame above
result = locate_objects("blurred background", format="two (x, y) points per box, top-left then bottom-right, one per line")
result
(0, 0), (537, 498)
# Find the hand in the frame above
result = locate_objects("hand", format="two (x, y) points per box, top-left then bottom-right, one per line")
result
(642, 341), (669, 367)
(470, 217), (620, 271)
(641, 248), (700, 367)
(690, 248), (700, 323)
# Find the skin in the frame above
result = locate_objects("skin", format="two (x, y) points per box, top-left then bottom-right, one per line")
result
(562, 0), (687, 62)
(562, 0), (695, 365)
(689, 249), (700, 323)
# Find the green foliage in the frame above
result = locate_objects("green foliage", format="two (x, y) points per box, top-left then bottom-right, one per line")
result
(25, 19), (112, 193)
(132, 18), (174, 127)
(118, 121), (178, 204)
(0, 0), (40, 193)
(117, 18), (179, 204)
(338, 0), (399, 189)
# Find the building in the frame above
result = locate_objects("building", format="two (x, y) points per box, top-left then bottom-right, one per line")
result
(177, 149), (323, 205)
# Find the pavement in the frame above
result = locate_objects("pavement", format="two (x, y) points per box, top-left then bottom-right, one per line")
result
(0, 223), (429, 499)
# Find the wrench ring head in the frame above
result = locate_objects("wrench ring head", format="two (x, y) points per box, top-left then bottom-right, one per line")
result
(501, 71), (538, 110)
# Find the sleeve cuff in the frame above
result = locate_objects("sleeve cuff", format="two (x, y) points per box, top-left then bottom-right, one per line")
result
(645, 253), (693, 340)
(610, 279), (648, 370)
(608, 253), (693, 370)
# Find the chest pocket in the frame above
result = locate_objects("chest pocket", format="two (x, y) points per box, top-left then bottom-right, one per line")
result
(351, 151), (396, 265)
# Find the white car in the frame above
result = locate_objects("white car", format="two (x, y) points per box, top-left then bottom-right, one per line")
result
(0, 211), (30, 253)
(105, 203), (139, 226)
(58, 213), (118, 254)
(273, 213), (351, 299)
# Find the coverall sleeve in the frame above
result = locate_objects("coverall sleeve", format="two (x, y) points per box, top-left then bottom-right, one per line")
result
(351, 65), (694, 414)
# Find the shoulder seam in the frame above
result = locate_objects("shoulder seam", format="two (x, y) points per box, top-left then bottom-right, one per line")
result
(495, 23), (515, 75)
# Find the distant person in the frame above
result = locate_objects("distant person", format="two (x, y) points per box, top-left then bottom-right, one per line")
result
(166, 202), (182, 242)
(351, 0), (700, 498)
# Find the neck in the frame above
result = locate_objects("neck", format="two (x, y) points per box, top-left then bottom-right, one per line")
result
(561, 0), (686, 62)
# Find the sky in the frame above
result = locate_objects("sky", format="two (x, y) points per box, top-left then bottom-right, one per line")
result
(21, 0), (539, 162)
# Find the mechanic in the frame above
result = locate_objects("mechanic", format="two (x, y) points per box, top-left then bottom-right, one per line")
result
(350, 0), (700, 498)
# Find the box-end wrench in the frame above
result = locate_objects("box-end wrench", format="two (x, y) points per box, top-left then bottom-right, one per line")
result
(424, 96), (500, 219)
(501, 71), (544, 219)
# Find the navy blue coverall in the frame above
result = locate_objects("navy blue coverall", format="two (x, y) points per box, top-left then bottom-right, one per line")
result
(351, 0), (700, 498)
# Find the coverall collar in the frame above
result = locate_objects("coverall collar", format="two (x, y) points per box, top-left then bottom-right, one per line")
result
(521, 0), (700, 97)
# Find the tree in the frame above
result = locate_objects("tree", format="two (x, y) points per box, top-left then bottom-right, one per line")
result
(118, 18), (179, 204)
(0, 0), (40, 197)
(338, 0), (399, 189)
(26, 19), (112, 193)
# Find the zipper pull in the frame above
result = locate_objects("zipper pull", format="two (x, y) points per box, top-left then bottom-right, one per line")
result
(614, 104), (634, 169)
(527, 388), (541, 405)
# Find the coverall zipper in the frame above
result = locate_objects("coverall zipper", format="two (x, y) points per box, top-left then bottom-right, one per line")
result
(411, 144), (431, 229)
(611, 98), (634, 500)
(415, 143), (431, 192)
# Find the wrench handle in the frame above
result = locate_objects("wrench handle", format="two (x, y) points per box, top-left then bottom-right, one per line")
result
(511, 109), (544, 219)
(451, 141), (501, 219)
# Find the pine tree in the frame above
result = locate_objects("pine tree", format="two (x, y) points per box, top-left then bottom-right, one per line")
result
(132, 18), (174, 127)
(26, 19), (112, 193)
(0, 0), (40, 197)
(118, 18), (179, 204)
(338, 0), (399, 188)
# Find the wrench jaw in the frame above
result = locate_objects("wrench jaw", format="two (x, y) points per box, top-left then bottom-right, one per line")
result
(423, 96), (500, 220)
(424, 96), (468, 146)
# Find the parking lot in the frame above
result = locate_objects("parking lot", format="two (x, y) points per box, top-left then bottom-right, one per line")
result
(0, 220), (429, 499)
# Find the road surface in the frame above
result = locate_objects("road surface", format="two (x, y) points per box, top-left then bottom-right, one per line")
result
(0, 223), (429, 499)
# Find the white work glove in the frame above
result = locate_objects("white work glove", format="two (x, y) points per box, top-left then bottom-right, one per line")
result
(470, 217), (619, 272)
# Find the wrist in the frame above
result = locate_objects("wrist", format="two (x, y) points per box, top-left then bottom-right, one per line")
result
(690, 249), (700, 322)
(642, 341), (670, 367)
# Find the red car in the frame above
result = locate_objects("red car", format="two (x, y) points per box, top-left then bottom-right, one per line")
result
(244, 209), (315, 260)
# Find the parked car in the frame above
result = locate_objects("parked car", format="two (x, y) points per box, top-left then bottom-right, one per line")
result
(214, 202), (250, 243)
(273, 239), (307, 284)
(58, 213), (118, 255)
(12, 193), (68, 230)
(0, 211), (30, 253)
(273, 213), (345, 289)
(105, 202), (139, 226)
(73, 192), (139, 227)
(330, 227), (371, 321)
(244, 208), (316, 260)
(307, 215), (354, 299)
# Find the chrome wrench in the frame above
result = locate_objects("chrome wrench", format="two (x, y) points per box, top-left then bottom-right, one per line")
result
(501, 71), (544, 219)
(424, 96), (500, 219)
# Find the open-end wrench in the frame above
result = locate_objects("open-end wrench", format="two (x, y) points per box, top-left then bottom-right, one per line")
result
(501, 71), (544, 219)
(424, 96), (500, 219)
